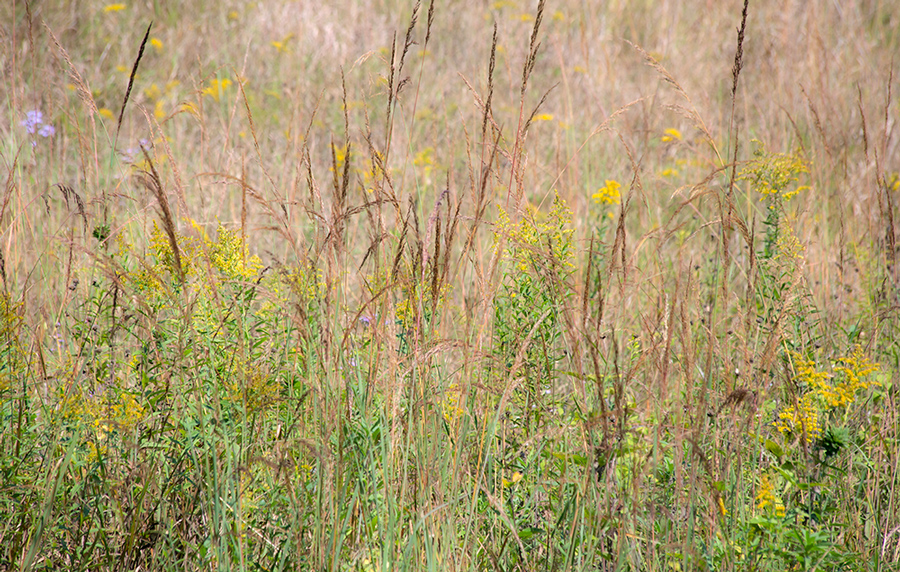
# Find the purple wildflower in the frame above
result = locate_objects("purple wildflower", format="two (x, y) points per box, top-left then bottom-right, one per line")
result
(21, 110), (55, 141)
(21, 110), (43, 134)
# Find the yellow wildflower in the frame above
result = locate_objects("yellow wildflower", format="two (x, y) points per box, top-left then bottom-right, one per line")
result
(502, 471), (524, 487)
(774, 393), (821, 441)
(592, 179), (621, 205)
(661, 128), (682, 142)
(202, 78), (232, 102)
(271, 34), (294, 53)
(887, 172), (899, 192)
(413, 147), (434, 167)
(739, 141), (808, 202)
(143, 83), (161, 100)
(755, 474), (785, 517)
(103, 3), (126, 13)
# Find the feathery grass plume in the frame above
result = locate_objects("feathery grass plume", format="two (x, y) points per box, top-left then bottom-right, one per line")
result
(397, 0), (420, 96)
(135, 104), (188, 217)
(338, 69), (351, 210)
(522, 83), (557, 140)
(520, 0), (546, 98)
(730, 0), (749, 101)
(457, 27), (500, 269)
(425, 0), (435, 46)
(424, 189), (448, 317)
(41, 20), (98, 117)
(858, 82), (898, 274)
(627, 41), (721, 164)
(41, 19), (105, 217)
(382, 2), (420, 167)
(116, 22), (153, 141)
(54, 184), (88, 234)
(138, 146), (183, 284)
(234, 67), (287, 219)
(507, 0), (546, 213)
(881, 67), (897, 277)
(800, 84), (832, 160)
(723, 0), (750, 300)
(481, 23), (498, 145)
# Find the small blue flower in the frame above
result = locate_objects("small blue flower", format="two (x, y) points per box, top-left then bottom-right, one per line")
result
(21, 110), (44, 134)
(38, 124), (55, 138)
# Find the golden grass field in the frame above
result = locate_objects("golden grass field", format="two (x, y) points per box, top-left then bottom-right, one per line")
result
(2, 0), (899, 570)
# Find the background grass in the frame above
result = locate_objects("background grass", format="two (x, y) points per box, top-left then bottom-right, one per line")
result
(1, 0), (899, 570)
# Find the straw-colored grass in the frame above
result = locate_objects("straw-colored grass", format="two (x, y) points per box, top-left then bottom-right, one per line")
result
(1, 0), (898, 570)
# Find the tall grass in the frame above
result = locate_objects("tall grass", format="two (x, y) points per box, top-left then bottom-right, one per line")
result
(1, 0), (898, 570)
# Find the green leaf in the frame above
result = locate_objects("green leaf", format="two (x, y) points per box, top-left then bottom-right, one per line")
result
(517, 526), (543, 541)
(764, 439), (784, 458)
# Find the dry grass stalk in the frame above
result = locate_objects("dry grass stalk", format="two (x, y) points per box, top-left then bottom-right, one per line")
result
(116, 22), (152, 140)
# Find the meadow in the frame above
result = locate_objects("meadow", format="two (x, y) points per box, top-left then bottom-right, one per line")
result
(1, 0), (899, 570)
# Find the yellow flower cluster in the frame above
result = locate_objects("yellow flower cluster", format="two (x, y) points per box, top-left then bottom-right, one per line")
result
(887, 172), (899, 193)
(209, 225), (264, 281)
(774, 347), (880, 441)
(755, 474), (785, 517)
(393, 279), (450, 330)
(831, 345), (881, 406)
(773, 220), (805, 263)
(105, 391), (147, 431)
(142, 80), (179, 120)
(441, 382), (466, 430)
(0, 293), (23, 393)
(361, 150), (387, 194)
(592, 179), (621, 206)
(202, 78), (232, 102)
(59, 386), (146, 435)
(774, 393), (821, 441)
(138, 222), (262, 286)
(661, 128), (682, 142)
(739, 141), (809, 202)
(496, 193), (575, 274)
(225, 362), (279, 414)
(413, 147), (436, 184)
(270, 33), (294, 53)
(280, 261), (325, 304)
(795, 347), (880, 409)
(413, 147), (434, 167)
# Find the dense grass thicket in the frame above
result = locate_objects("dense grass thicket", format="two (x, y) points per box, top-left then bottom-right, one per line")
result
(2, 0), (899, 569)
